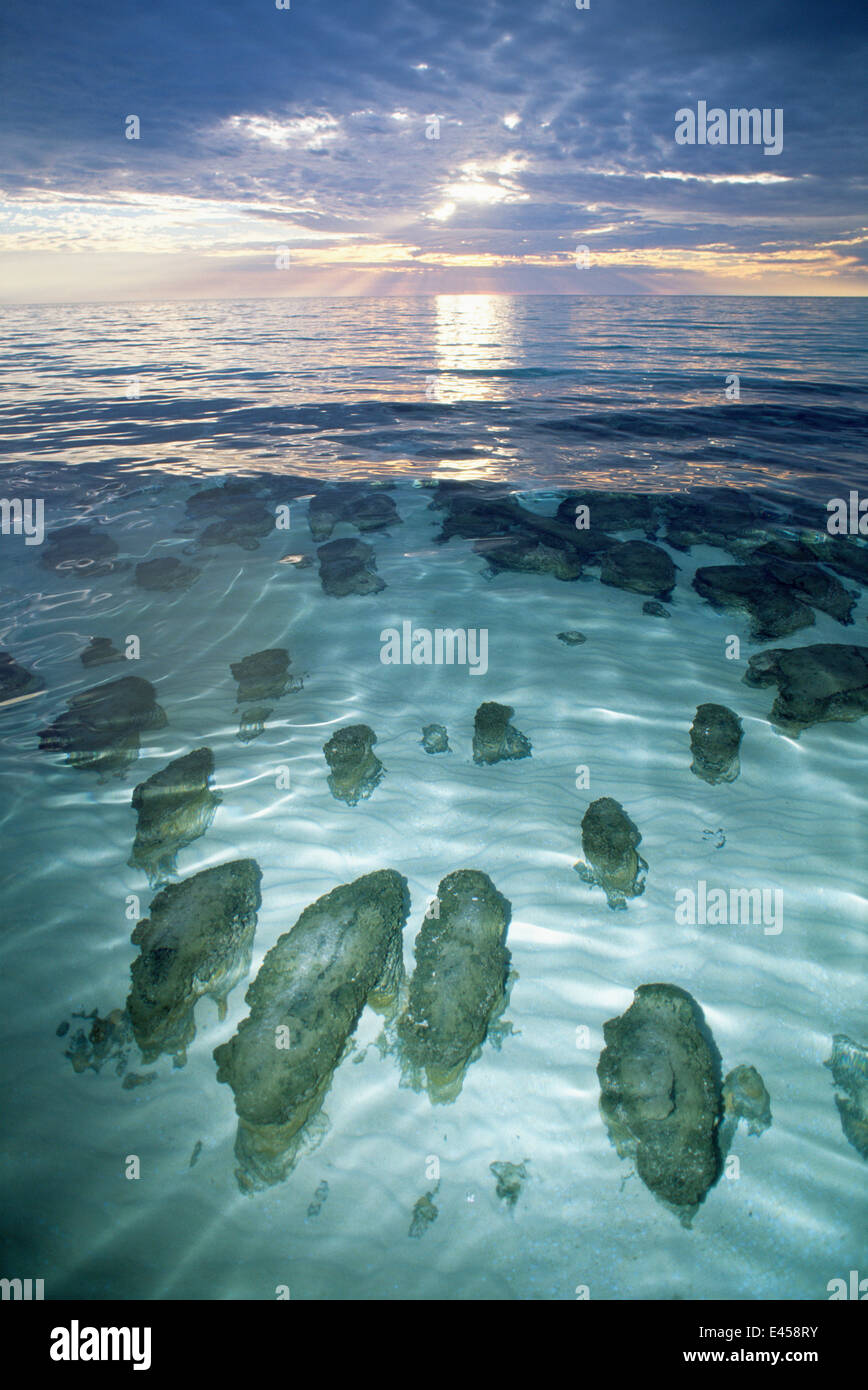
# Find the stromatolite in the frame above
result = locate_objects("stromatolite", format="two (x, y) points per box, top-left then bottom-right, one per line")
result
(397, 870), (512, 1103)
(128, 747), (222, 884)
(743, 643), (868, 734)
(689, 703), (743, 785)
(323, 723), (384, 803)
(38, 675), (167, 776)
(0, 652), (45, 708)
(214, 869), (409, 1191)
(825, 1034), (868, 1160)
(127, 858), (262, 1066)
(472, 701), (531, 765)
(575, 796), (647, 909)
(597, 984), (723, 1224)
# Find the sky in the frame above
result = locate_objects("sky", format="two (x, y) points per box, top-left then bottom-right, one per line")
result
(1, 0), (867, 300)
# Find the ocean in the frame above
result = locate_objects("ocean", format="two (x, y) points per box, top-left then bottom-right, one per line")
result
(0, 294), (865, 1301)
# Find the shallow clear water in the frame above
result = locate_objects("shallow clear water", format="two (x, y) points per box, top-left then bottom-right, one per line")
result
(0, 296), (866, 1301)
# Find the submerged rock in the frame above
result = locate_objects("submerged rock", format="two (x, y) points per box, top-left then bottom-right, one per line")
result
(557, 630), (587, 645)
(231, 648), (298, 703)
(434, 485), (609, 576)
(490, 1159), (530, 1209)
(556, 491), (658, 538)
(421, 723), (450, 754)
(642, 601), (670, 619)
(804, 535), (868, 585)
(127, 859), (262, 1066)
(690, 703), (743, 785)
(754, 556), (856, 625)
(191, 491), (274, 551)
(309, 484), (401, 541)
(317, 538), (385, 596)
(323, 724), (384, 804)
(575, 797), (647, 910)
(40, 524), (119, 576)
(80, 637), (124, 668)
(306, 1179), (330, 1218)
(230, 648), (301, 741)
(38, 675), (167, 777)
(213, 869), (409, 1191)
(721, 1065), (772, 1141)
(694, 563), (811, 637)
(743, 643), (868, 734)
(397, 870), (512, 1103)
(135, 557), (200, 592)
(128, 747), (222, 884)
(64, 1008), (135, 1077)
(825, 1034), (868, 1160)
(600, 540), (676, 600)
(597, 984), (723, 1224)
(408, 1185), (440, 1238)
(693, 564), (815, 640)
(0, 652), (45, 709)
(236, 705), (273, 744)
(472, 701), (531, 765)
(475, 534), (585, 581)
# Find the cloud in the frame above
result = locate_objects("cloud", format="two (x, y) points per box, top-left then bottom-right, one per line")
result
(0, 0), (866, 297)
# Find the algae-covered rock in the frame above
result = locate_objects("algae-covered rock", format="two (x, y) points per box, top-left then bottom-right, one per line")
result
(135, 557), (200, 592)
(127, 859), (262, 1066)
(323, 723), (384, 804)
(693, 564), (815, 640)
(317, 538), (385, 596)
(80, 637), (124, 668)
(490, 1159), (530, 1209)
(597, 983), (723, 1223)
(575, 796), (647, 910)
(825, 1034), (868, 1160)
(230, 648), (297, 703)
(128, 747), (222, 884)
(475, 535), (585, 581)
(213, 869), (409, 1191)
(38, 675), (167, 776)
(64, 1007), (134, 1077)
(642, 601), (670, 619)
(40, 524), (119, 576)
(557, 630), (587, 645)
(230, 648), (301, 741)
(556, 491), (658, 538)
(0, 652), (45, 709)
(600, 540), (676, 600)
(743, 643), (868, 734)
(397, 870), (512, 1103)
(190, 491), (274, 550)
(309, 484), (401, 541)
(237, 705), (273, 744)
(421, 723), (450, 754)
(804, 535), (868, 585)
(690, 703), (743, 785)
(408, 1185), (440, 1238)
(472, 701), (531, 765)
(722, 1065), (772, 1139)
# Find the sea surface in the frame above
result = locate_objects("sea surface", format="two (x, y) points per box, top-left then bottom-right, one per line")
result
(0, 295), (866, 1301)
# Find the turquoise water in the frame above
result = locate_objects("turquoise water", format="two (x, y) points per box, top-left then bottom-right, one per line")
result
(0, 296), (865, 1300)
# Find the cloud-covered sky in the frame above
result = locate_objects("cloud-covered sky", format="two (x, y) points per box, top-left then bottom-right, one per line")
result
(1, 0), (866, 299)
